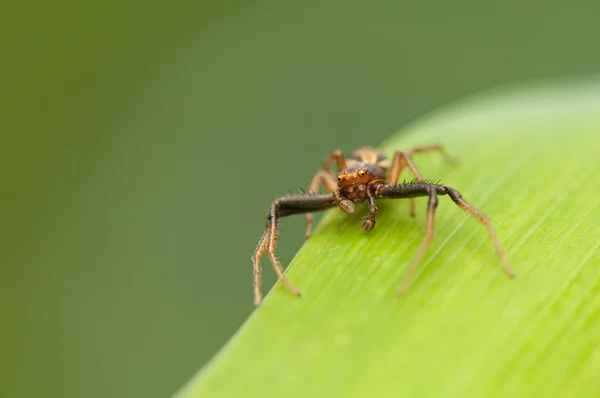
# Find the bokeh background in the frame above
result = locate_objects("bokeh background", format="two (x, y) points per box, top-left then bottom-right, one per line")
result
(3, 1), (600, 397)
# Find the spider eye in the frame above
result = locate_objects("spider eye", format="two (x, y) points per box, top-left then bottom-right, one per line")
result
(358, 170), (366, 177)
(337, 176), (343, 182)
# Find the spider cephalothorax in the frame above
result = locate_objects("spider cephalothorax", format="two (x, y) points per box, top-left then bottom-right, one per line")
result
(251, 145), (515, 306)
(336, 163), (385, 203)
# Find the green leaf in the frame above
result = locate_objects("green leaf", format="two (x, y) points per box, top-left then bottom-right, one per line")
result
(175, 77), (600, 398)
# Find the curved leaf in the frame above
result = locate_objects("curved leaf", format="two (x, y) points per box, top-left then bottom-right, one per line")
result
(175, 77), (600, 398)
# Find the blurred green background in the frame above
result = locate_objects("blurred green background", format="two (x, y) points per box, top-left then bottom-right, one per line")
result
(2, 1), (600, 397)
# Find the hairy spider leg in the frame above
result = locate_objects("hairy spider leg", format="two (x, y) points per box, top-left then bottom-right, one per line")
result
(321, 149), (346, 173)
(304, 149), (346, 238)
(444, 186), (515, 279)
(252, 193), (337, 306)
(396, 186), (438, 295)
(407, 144), (456, 164)
(387, 145), (456, 217)
(374, 182), (514, 295)
(304, 171), (338, 237)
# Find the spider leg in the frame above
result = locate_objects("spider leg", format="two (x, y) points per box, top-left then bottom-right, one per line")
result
(321, 149), (346, 173)
(387, 150), (427, 218)
(406, 144), (456, 165)
(305, 170), (338, 237)
(303, 150), (346, 237)
(265, 210), (302, 300)
(387, 145), (455, 217)
(374, 182), (515, 294)
(252, 193), (336, 306)
(444, 186), (515, 278)
(397, 186), (438, 295)
(252, 229), (270, 305)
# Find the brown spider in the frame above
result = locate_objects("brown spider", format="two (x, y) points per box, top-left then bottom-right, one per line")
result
(252, 145), (515, 306)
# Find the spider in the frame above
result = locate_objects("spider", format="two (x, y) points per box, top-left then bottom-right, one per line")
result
(252, 145), (515, 306)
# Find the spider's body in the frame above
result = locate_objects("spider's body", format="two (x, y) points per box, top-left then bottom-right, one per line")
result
(345, 146), (390, 168)
(251, 145), (515, 306)
(336, 148), (387, 204)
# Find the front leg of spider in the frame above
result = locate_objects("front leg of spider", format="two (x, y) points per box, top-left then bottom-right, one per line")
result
(396, 185), (438, 295)
(375, 182), (515, 295)
(252, 193), (337, 306)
